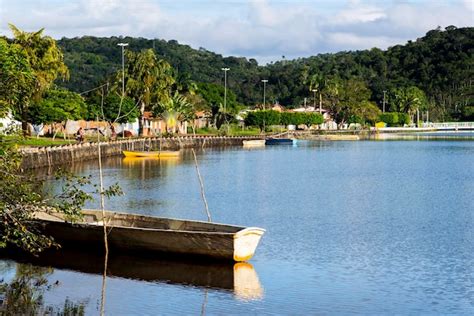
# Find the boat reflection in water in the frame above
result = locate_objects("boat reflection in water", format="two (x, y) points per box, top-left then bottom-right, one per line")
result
(122, 156), (181, 166)
(233, 262), (264, 300)
(1, 249), (264, 301)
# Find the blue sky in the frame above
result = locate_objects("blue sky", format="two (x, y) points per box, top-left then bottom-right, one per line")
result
(1, 0), (472, 64)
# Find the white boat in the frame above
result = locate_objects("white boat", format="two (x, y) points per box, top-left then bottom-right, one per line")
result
(243, 139), (266, 147)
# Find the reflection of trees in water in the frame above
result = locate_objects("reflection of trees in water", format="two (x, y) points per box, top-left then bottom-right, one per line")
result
(0, 262), (86, 315)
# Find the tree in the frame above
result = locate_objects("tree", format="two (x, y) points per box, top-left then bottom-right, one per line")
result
(352, 101), (381, 125)
(324, 78), (374, 127)
(0, 136), (84, 253)
(244, 110), (281, 131)
(86, 93), (139, 123)
(0, 131), (122, 254)
(301, 112), (324, 128)
(8, 24), (69, 134)
(153, 92), (193, 133)
(0, 38), (34, 119)
(196, 82), (239, 129)
(392, 86), (427, 124)
(30, 87), (87, 124)
(122, 49), (175, 135)
(392, 86), (427, 113)
(28, 87), (87, 138)
(307, 73), (326, 111)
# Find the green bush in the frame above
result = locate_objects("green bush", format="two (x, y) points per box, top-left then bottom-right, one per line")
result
(244, 110), (281, 131)
(398, 113), (410, 125)
(280, 112), (323, 126)
(461, 106), (474, 121)
(301, 112), (324, 126)
(246, 111), (324, 129)
(379, 112), (411, 126)
(348, 115), (364, 124)
(379, 112), (399, 126)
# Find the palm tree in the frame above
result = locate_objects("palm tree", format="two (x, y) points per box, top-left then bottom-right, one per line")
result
(8, 24), (69, 134)
(393, 86), (427, 122)
(153, 92), (194, 134)
(122, 49), (175, 135)
(308, 73), (326, 113)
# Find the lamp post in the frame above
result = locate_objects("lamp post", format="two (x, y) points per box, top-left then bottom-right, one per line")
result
(262, 80), (268, 134)
(262, 80), (268, 110)
(221, 68), (230, 132)
(117, 43), (128, 97)
(382, 90), (387, 113)
(312, 89), (317, 111)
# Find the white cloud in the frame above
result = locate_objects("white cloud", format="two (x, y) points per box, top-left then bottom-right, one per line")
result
(462, 0), (474, 11)
(331, 3), (386, 25)
(0, 0), (472, 64)
(326, 32), (400, 50)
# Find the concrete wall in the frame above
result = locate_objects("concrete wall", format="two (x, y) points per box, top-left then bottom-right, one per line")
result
(20, 136), (259, 169)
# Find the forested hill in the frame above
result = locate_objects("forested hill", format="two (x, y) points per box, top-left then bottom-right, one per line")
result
(57, 26), (473, 119)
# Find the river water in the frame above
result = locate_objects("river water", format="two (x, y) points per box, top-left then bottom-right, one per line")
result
(1, 136), (474, 314)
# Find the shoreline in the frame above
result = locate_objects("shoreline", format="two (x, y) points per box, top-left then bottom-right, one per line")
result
(20, 136), (260, 169)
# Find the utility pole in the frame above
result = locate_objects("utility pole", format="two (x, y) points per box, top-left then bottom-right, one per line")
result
(312, 89), (317, 111)
(262, 79), (268, 133)
(416, 108), (420, 128)
(382, 90), (387, 113)
(117, 43), (129, 97)
(262, 80), (268, 109)
(221, 68), (230, 132)
(319, 92), (322, 114)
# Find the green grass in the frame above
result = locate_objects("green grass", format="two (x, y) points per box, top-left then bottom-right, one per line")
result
(3, 136), (76, 147)
(229, 128), (262, 136)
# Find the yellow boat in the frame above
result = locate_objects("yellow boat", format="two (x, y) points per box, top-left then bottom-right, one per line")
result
(122, 150), (181, 158)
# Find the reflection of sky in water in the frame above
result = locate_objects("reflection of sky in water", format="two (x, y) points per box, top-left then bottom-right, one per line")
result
(377, 131), (474, 140)
(3, 140), (474, 314)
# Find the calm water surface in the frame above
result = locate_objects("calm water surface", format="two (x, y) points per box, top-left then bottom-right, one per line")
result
(2, 139), (474, 314)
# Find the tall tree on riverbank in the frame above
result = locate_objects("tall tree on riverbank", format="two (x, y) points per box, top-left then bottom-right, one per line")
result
(153, 92), (194, 133)
(0, 38), (34, 119)
(121, 49), (175, 135)
(8, 24), (69, 134)
(324, 78), (377, 127)
(391, 86), (428, 122)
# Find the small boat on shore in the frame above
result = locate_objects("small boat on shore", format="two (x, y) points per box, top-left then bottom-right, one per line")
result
(33, 210), (265, 262)
(265, 138), (295, 145)
(122, 150), (180, 158)
(243, 139), (266, 147)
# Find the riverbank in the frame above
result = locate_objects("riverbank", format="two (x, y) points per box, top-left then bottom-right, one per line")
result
(20, 136), (260, 169)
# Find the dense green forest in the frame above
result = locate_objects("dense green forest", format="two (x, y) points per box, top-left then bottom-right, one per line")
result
(56, 26), (473, 121)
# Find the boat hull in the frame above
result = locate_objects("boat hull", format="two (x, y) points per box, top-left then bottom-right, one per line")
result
(265, 138), (294, 145)
(243, 140), (266, 147)
(34, 210), (265, 262)
(122, 150), (180, 158)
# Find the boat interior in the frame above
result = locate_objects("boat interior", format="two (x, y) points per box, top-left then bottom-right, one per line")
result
(34, 209), (243, 233)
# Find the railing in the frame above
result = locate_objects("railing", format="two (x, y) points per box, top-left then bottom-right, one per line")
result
(421, 122), (474, 129)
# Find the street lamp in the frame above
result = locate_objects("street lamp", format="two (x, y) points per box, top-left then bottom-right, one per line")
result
(117, 43), (129, 97)
(262, 80), (268, 134)
(221, 68), (230, 130)
(312, 89), (317, 111)
(382, 90), (387, 113)
(261, 80), (268, 110)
